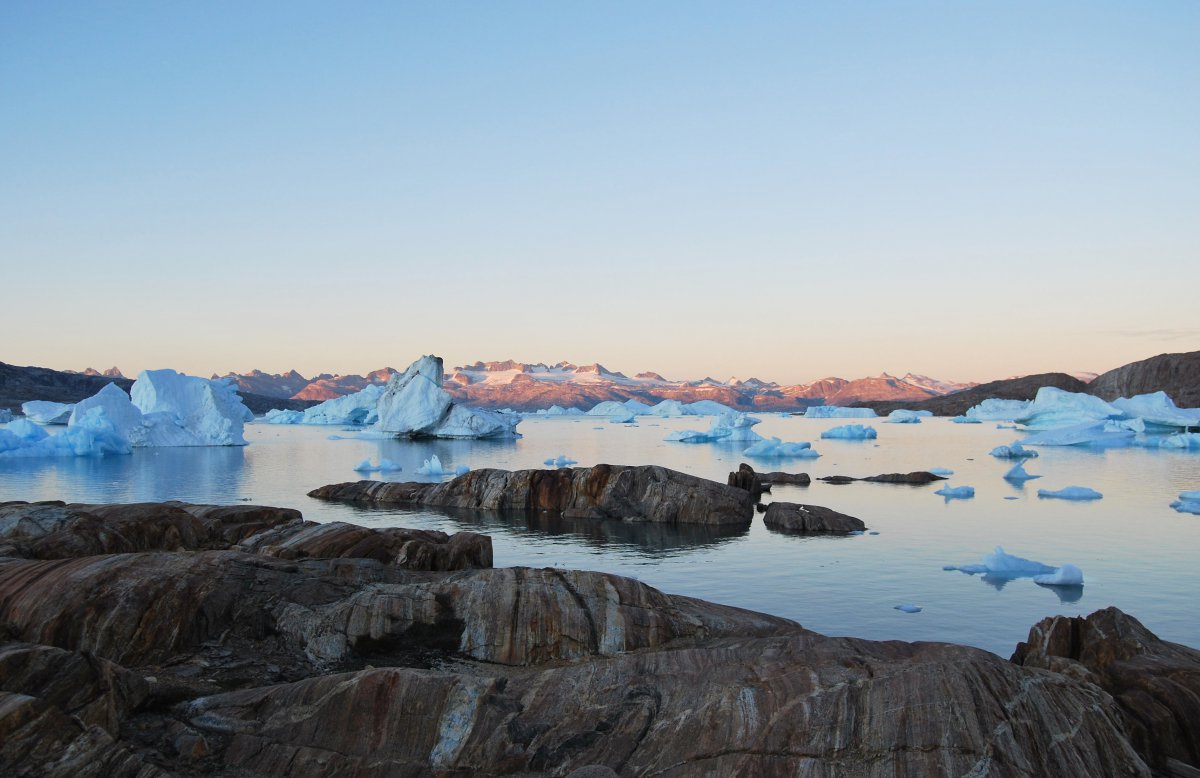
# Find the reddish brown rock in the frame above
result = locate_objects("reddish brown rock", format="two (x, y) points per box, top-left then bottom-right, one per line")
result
(238, 520), (492, 570)
(310, 464), (754, 526)
(763, 502), (866, 534)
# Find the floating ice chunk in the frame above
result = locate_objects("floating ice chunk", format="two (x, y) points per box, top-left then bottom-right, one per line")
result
(298, 385), (385, 426)
(1111, 391), (1200, 432)
(645, 399), (687, 417)
(21, 401), (74, 425)
(945, 546), (1082, 586)
(886, 409), (931, 424)
(1037, 486), (1103, 501)
(990, 443), (1038, 459)
(683, 400), (735, 416)
(1021, 421), (1135, 448)
(1003, 463), (1041, 482)
(964, 398), (1031, 422)
(353, 459), (378, 472)
(1161, 433), (1200, 450)
(544, 454), (578, 467)
(1170, 491), (1200, 514)
(587, 401), (629, 416)
(417, 455), (444, 476)
(378, 459), (402, 472)
(950, 416), (981, 424)
(1, 412), (131, 458)
(264, 409), (304, 424)
(1033, 564), (1084, 586)
(608, 408), (638, 424)
(666, 412), (763, 444)
(454, 464), (470, 476)
(894, 604), (922, 613)
(803, 406), (877, 419)
(928, 468), (954, 476)
(1013, 387), (1122, 429)
(821, 424), (877, 440)
(934, 484), (975, 499)
(131, 370), (252, 446)
(743, 437), (820, 459)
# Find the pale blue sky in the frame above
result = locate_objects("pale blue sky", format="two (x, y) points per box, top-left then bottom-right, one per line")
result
(2, 2), (1197, 383)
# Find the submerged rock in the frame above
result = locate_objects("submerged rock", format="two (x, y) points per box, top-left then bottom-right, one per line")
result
(763, 502), (867, 533)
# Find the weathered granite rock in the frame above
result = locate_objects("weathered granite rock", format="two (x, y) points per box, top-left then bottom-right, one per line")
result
(237, 520), (493, 570)
(726, 462), (765, 501)
(1012, 606), (1200, 775)
(818, 471), (947, 485)
(310, 464), (754, 526)
(763, 502), (866, 533)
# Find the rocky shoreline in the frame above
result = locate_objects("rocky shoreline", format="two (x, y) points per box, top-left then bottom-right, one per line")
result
(2, 493), (1198, 776)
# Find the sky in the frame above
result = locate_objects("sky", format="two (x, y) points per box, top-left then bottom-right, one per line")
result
(2, 2), (1197, 385)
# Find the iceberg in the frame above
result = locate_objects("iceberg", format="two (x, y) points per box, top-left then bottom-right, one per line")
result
(353, 459), (378, 472)
(1111, 391), (1200, 432)
(297, 384), (385, 426)
(928, 468), (954, 476)
(886, 409), (931, 424)
(535, 405), (585, 416)
(1170, 491), (1200, 514)
(945, 546), (1084, 587)
(1, 414), (130, 458)
(803, 406), (877, 419)
(990, 443), (1038, 459)
(587, 401), (630, 416)
(1020, 421), (1136, 448)
(1003, 463), (1041, 482)
(544, 454), (578, 467)
(645, 399), (688, 417)
(375, 356), (520, 439)
(1161, 433), (1200, 449)
(417, 455), (444, 476)
(131, 370), (252, 446)
(21, 400), (74, 425)
(682, 400), (736, 416)
(820, 424), (877, 440)
(608, 408), (638, 424)
(1038, 486), (1103, 501)
(950, 416), (981, 424)
(623, 399), (653, 414)
(1012, 387), (1122, 430)
(264, 409), (304, 424)
(934, 484), (975, 499)
(894, 604), (922, 614)
(964, 398), (1031, 422)
(743, 437), (820, 459)
(666, 412), (764, 444)
(378, 459), (403, 472)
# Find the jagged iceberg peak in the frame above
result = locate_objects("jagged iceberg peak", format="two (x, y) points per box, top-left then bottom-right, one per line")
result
(375, 355), (520, 439)
(131, 369), (252, 446)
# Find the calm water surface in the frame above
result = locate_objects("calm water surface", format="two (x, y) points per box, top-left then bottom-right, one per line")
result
(2, 415), (1197, 656)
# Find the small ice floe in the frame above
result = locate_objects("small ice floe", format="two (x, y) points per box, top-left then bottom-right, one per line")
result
(743, 437), (820, 459)
(544, 454), (578, 467)
(894, 604), (922, 613)
(1037, 486), (1103, 501)
(820, 424), (877, 440)
(1003, 463), (1041, 482)
(934, 484), (975, 500)
(666, 412), (763, 444)
(417, 455), (445, 476)
(353, 459), (379, 472)
(886, 409), (931, 424)
(377, 459), (402, 472)
(950, 416), (981, 424)
(1169, 491), (1200, 514)
(928, 467), (954, 476)
(990, 443), (1038, 459)
(945, 546), (1084, 587)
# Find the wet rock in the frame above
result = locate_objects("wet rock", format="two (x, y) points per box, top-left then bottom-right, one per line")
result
(310, 464), (754, 526)
(1012, 606), (1200, 774)
(763, 502), (866, 533)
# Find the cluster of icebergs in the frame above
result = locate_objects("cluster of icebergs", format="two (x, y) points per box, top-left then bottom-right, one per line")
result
(665, 412), (765, 444)
(266, 356), (520, 440)
(586, 398), (741, 421)
(2, 371), (252, 458)
(802, 406), (877, 419)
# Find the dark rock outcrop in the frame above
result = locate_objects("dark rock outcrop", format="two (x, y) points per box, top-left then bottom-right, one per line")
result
(818, 471), (947, 485)
(1012, 607), (1200, 775)
(726, 462), (765, 501)
(1088, 350), (1200, 408)
(859, 372), (1088, 417)
(757, 471), (812, 486)
(762, 502), (867, 533)
(310, 464), (754, 526)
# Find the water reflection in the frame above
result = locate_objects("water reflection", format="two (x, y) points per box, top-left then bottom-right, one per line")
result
(970, 572), (1085, 604)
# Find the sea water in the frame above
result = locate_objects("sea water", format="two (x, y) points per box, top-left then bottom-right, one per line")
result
(2, 415), (1197, 656)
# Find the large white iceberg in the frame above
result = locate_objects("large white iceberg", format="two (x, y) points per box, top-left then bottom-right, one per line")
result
(587, 401), (629, 416)
(665, 412), (764, 444)
(1, 415), (130, 458)
(820, 424), (878, 440)
(608, 408), (638, 424)
(964, 399), (1031, 422)
(1038, 486), (1103, 501)
(645, 399), (688, 417)
(1012, 387), (1122, 430)
(375, 356), (520, 439)
(945, 546), (1084, 586)
(130, 370), (252, 446)
(886, 409), (931, 424)
(21, 401), (74, 425)
(623, 399), (653, 414)
(743, 437), (820, 459)
(1111, 391), (1200, 432)
(803, 406), (877, 419)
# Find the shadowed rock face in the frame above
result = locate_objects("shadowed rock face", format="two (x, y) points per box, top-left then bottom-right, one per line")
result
(1012, 607), (1200, 775)
(1088, 350), (1200, 407)
(763, 502), (867, 534)
(309, 464), (755, 526)
(818, 471), (947, 485)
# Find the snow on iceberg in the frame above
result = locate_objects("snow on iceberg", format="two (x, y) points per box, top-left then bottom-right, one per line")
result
(1003, 463), (1041, 482)
(990, 443), (1038, 459)
(1170, 491), (1200, 514)
(934, 484), (975, 499)
(945, 546), (1083, 587)
(820, 424), (877, 440)
(296, 384), (385, 426)
(375, 356), (520, 439)
(1012, 387), (1122, 430)
(666, 412), (764, 444)
(1111, 391), (1200, 432)
(964, 399), (1031, 422)
(21, 401), (74, 425)
(1038, 486), (1103, 501)
(886, 409), (931, 424)
(803, 406), (877, 419)
(544, 454), (578, 467)
(1020, 420), (1136, 448)
(743, 437), (820, 459)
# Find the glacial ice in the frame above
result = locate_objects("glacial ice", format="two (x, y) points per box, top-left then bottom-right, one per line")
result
(1170, 491), (1200, 514)
(934, 484), (975, 499)
(608, 408), (638, 424)
(0, 409), (11, 424)
(378, 459), (402, 472)
(928, 468), (955, 476)
(945, 546), (1084, 587)
(964, 399), (1031, 422)
(1111, 391), (1200, 431)
(544, 454), (578, 467)
(743, 437), (820, 459)
(21, 401), (74, 425)
(536, 405), (585, 416)
(683, 400), (736, 416)
(587, 401), (631, 416)
(1160, 433), (1200, 449)
(131, 370), (252, 446)
(646, 399), (688, 417)
(375, 356), (520, 439)
(1, 414), (130, 458)
(353, 459), (377, 472)
(1012, 387), (1122, 430)
(990, 443), (1038, 459)
(417, 455), (444, 476)
(454, 464), (470, 476)
(666, 412), (764, 444)
(1020, 421), (1136, 448)
(886, 409), (931, 424)
(297, 384), (385, 426)
(1038, 486), (1103, 501)
(950, 416), (981, 424)
(623, 399), (653, 414)
(894, 604), (922, 613)
(820, 424), (877, 440)
(264, 409), (304, 424)
(803, 406), (877, 419)
(1003, 463), (1041, 482)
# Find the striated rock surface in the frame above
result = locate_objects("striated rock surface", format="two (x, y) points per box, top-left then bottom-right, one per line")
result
(763, 502), (867, 533)
(726, 462), (765, 501)
(1088, 350), (1200, 408)
(310, 464), (755, 526)
(1012, 606), (1200, 775)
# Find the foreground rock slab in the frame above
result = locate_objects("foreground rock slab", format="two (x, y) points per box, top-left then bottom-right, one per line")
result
(310, 464), (754, 526)
(763, 501), (867, 533)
